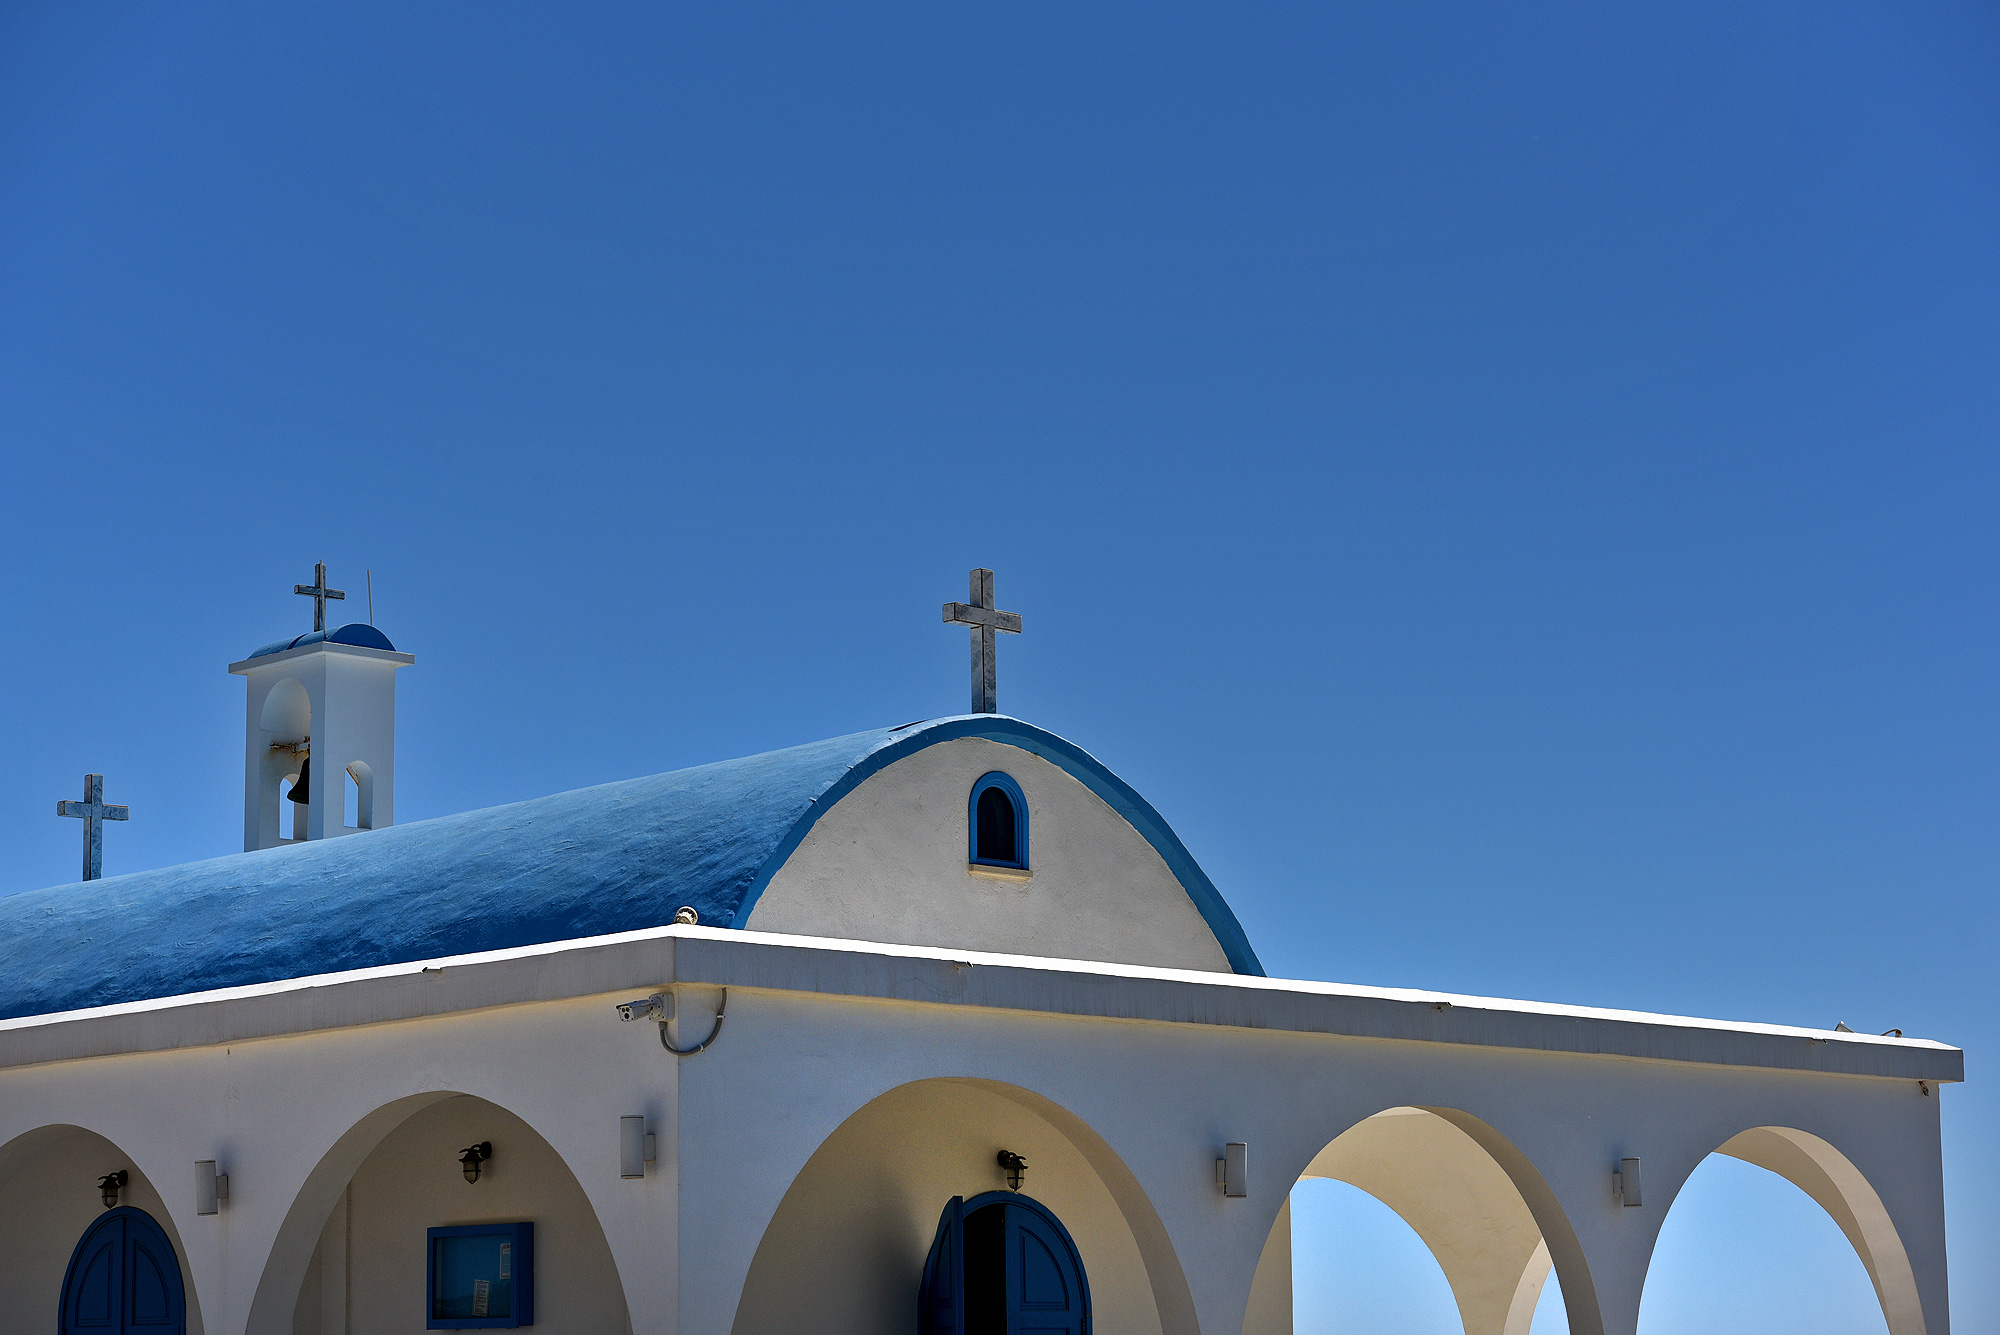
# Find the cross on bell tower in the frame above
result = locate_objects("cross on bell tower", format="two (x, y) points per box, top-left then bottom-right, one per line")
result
(942, 568), (1023, 715)
(57, 774), (128, 882)
(295, 561), (345, 633)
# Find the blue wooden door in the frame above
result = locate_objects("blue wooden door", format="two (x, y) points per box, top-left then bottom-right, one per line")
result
(919, 1196), (966, 1335)
(998, 1201), (1088, 1335)
(60, 1207), (187, 1335)
(921, 1193), (1088, 1335)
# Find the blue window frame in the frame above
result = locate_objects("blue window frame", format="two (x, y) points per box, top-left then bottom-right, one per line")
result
(427, 1222), (533, 1329)
(969, 772), (1029, 870)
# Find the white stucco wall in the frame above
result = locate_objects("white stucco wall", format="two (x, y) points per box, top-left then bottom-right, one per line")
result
(0, 927), (1958, 1335)
(747, 738), (1233, 971)
(730, 1077), (1163, 1335)
(291, 1096), (629, 1335)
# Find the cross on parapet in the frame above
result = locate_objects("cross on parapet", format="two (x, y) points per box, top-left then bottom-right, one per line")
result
(57, 774), (129, 882)
(295, 561), (346, 632)
(942, 568), (1022, 715)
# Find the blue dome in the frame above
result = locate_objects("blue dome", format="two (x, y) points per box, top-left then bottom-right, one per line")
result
(0, 717), (1262, 1020)
(247, 623), (398, 660)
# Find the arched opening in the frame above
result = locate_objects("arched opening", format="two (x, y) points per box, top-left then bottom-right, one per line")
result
(260, 1094), (628, 1335)
(1254, 1107), (1589, 1335)
(260, 678), (312, 843)
(732, 1077), (1184, 1335)
(1286, 1181), (1568, 1334)
(344, 761), (373, 831)
(1636, 1127), (1922, 1335)
(970, 772), (1028, 869)
(0, 1125), (206, 1335)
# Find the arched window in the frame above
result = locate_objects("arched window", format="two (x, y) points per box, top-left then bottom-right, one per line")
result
(969, 772), (1029, 870)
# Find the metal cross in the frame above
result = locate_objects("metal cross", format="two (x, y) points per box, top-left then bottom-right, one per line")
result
(57, 774), (129, 882)
(942, 568), (1022, 714)
(294, 561), (346, 632)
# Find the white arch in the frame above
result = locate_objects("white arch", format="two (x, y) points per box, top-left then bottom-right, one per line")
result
(1663, 1125), (1926, 1335)
(1261, 1105), (1596, 1335)
(243, 1090), (629, 1335)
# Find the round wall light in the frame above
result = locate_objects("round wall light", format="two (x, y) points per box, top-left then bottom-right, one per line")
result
(459, 1142), (492, 1184)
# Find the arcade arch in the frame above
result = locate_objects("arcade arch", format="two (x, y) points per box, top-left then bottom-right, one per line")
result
(1254, 1107), (1591, 1335)
(252, 1092), (628, 1335)
(1636, 1127), (1920, 1335)
(731, 1077), (1194, 1335)
(0, 1123), (207, 1335)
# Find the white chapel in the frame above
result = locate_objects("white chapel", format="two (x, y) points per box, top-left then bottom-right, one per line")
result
(0, 568), (1962, 1335)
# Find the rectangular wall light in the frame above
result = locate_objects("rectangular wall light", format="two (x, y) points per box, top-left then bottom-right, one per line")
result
(620, 1117), (656, 1178)
(1217, 1142), (1249, 1198)
(1614, 1157), (1642, 1207)
(195, 1160), (229, 1215)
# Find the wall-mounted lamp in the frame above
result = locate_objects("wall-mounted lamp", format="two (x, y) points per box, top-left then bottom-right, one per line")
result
(98, 1170), (128, 1209)
(1612, 1157), (1642, 1207)
(996, 1150), (1028, 1192)
(674, 906), (699, 925)
(195, 1161), (230, 1215)
(621, 1117), (657, 1179)
(459, 1142), (492, 1184)
(1215, 1143), (1248, 1198)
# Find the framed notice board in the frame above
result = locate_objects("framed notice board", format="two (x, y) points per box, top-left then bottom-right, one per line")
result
(427, 1222), (534, 1329)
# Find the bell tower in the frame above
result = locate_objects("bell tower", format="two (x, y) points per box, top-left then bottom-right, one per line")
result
(228, 564), (415, 851)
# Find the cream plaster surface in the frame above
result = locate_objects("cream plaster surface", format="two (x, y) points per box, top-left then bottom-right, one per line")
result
(1241, 1198), (1292, 1335)
(746, 738), (1233, 971)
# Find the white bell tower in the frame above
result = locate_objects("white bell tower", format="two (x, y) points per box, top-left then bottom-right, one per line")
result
(229, 566), (415, 851)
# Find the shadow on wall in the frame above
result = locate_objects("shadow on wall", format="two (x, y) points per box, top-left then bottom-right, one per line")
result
(0, 1124), (206, 1335)
(731, 1077), (1192, 1335)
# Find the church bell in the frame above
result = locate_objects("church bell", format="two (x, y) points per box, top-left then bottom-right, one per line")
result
(288, 756), (311, 805)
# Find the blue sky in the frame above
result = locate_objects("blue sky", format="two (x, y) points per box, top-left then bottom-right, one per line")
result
(2, 3), (1994, 1330)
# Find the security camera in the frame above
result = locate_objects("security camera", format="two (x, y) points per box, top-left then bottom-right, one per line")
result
(616, 993), (669, 1023)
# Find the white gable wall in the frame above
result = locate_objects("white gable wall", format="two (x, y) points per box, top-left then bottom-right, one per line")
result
(746, 738), (1233, 972)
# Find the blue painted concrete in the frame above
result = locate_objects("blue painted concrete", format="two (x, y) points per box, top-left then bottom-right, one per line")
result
(0, 717), (1263, 1021)
(246, 622), (398, 659)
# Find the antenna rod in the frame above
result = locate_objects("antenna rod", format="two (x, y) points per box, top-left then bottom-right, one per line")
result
(366, 570), (375, 625)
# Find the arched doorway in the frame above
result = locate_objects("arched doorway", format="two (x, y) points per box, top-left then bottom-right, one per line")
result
(731, 1077), (1184, 1335)
(921, 1192), (1091, 1335)
(60, 1205), (187, 1335)
(0, 1125), (202, 1335)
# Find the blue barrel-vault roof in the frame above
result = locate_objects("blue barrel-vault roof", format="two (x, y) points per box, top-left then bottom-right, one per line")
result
(0, 716), (1263, 1021)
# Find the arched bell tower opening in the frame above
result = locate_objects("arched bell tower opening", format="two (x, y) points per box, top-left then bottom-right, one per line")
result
(230, 619), (413, 851)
